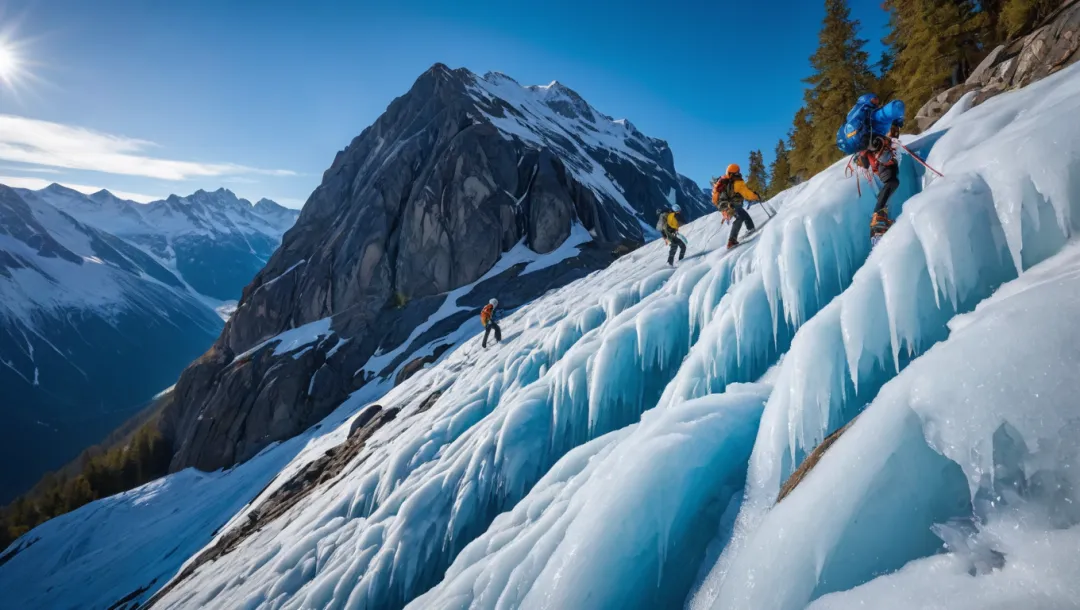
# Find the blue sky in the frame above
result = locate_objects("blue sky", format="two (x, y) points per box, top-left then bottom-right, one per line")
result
(0, 0), (888, 207)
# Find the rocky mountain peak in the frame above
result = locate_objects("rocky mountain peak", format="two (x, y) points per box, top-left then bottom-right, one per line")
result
(88, 189), (116, 202)
(160, 63), (711, 474)
(186, 187), (244, 207)
(529, 80), (595, 121)
(41, 183), (84, 199)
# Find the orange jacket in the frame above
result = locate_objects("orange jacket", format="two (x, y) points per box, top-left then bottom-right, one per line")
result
(480, 304), (494, 326)
(712, 174), (760, 206)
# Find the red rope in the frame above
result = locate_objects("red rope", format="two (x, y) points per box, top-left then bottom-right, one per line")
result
(895, 139), (945, 177)
(845, 155), (881, 197)
(845, 157), (862, 197)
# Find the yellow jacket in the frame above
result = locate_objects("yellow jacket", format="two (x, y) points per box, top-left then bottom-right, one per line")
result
(712, 174), (760, 207)
(666, 212), (680, 231)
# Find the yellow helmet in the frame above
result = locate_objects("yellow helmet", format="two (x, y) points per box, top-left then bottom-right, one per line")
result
(727, 163), (741, 174)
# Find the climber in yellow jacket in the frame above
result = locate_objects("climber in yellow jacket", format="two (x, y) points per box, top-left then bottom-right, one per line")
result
(712, 164), (760, 249)
(656, 204), (686, 266)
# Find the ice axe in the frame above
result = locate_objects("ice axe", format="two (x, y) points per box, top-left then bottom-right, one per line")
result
(756, 197), (776, 218)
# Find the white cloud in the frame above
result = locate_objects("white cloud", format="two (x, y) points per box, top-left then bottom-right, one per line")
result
(0, 175), (162, 203)
(0, 164), (60, 174)
(0, 114), (296, 181)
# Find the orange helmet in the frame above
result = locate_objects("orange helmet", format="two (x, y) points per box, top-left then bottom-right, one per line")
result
(727, 163), (740, 174)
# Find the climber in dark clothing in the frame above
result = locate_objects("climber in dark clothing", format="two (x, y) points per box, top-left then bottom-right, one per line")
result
(855, 130), (901, 240)
(480, 298), (502, 348)
(857, 134), (900, 215)
(658, 204), (686, 266)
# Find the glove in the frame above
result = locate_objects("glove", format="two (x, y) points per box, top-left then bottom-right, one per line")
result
(889, 124), (901, 138)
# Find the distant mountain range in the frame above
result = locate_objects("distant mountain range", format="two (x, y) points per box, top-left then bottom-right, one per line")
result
(0, 183), (298, 502)
(19, 184), (299, 303)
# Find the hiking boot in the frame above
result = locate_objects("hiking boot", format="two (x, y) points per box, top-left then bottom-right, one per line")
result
(727, 239), (739, 250)
(869, 211), (893, 240)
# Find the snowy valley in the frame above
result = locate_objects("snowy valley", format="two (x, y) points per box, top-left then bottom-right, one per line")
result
(0, 185), (297, 502)
(3, 57), (1080, 610)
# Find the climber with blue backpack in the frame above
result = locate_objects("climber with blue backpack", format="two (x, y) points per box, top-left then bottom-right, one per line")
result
(837, 93), (906, 245)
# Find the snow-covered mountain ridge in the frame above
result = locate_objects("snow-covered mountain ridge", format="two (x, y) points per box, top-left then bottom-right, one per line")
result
(0, 185), (224, 502)
(0, 183), (297, 501)
(18, 184), (299, 302)
(6, 62), (1080, 609)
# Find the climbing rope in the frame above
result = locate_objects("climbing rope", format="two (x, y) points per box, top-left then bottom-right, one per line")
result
(844, 156), (878, 198)
(894, 139), (946, 178)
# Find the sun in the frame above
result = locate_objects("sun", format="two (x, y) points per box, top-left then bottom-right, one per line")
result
(0, 44), (18, 81)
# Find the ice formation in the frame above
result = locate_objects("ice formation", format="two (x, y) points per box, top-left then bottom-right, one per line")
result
(4, 62), (1080, 610)
(713, 240), (1080, 610)
(410, 385), (769, 610)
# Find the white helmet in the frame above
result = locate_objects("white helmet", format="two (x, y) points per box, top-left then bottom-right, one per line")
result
(671, 204), (681, 213)
(489, 298), (498, 307)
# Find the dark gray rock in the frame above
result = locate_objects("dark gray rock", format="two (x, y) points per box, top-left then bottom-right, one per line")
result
(162, 64), (711, 474)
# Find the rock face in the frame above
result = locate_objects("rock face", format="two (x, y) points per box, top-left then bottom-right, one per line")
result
(162, 64), (711, 473)
(914, 0), (1080, 131)
(0, 186), (223, 502)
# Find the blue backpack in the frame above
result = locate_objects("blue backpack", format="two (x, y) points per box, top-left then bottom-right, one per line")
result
(836, 93), (880, 155)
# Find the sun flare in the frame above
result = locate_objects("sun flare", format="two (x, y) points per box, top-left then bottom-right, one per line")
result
(0, 44), (17, 81)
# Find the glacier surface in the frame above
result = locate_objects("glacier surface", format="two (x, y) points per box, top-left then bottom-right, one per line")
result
(3, 62), (1080, 610)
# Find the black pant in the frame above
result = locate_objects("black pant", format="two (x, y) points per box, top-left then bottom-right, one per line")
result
(876, 163), (899, 214)
(667, 233), (686, 264)
(483, 321), (502, 347)
(728, 206), (755, 243)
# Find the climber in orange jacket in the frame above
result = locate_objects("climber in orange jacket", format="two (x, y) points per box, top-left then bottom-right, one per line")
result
(712, 164), (760, 249)
(480, 298), (502, 348)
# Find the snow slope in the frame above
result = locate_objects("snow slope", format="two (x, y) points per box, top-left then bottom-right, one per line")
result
(4, 63), (1080, 610)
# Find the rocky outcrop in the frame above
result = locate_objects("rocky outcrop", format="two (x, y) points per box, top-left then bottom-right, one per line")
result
(776, 417), (860, 503)
(915, 0), (1080, 131)
(161, 64), (710, 474)
(395, 344), (453, 386)
(145, 402), (401, 608)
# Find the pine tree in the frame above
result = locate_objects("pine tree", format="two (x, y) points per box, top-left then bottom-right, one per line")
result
(746, 150), (768, 196)
(979, 0), (1007, 41)
(787, 106), (816, 180)
(875, 50), (897, 102)
(767, 140), (794, 197)
(998, 0), (1057, 38)
(884, 0), (988, 114)
(800, 0), (878, 174)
